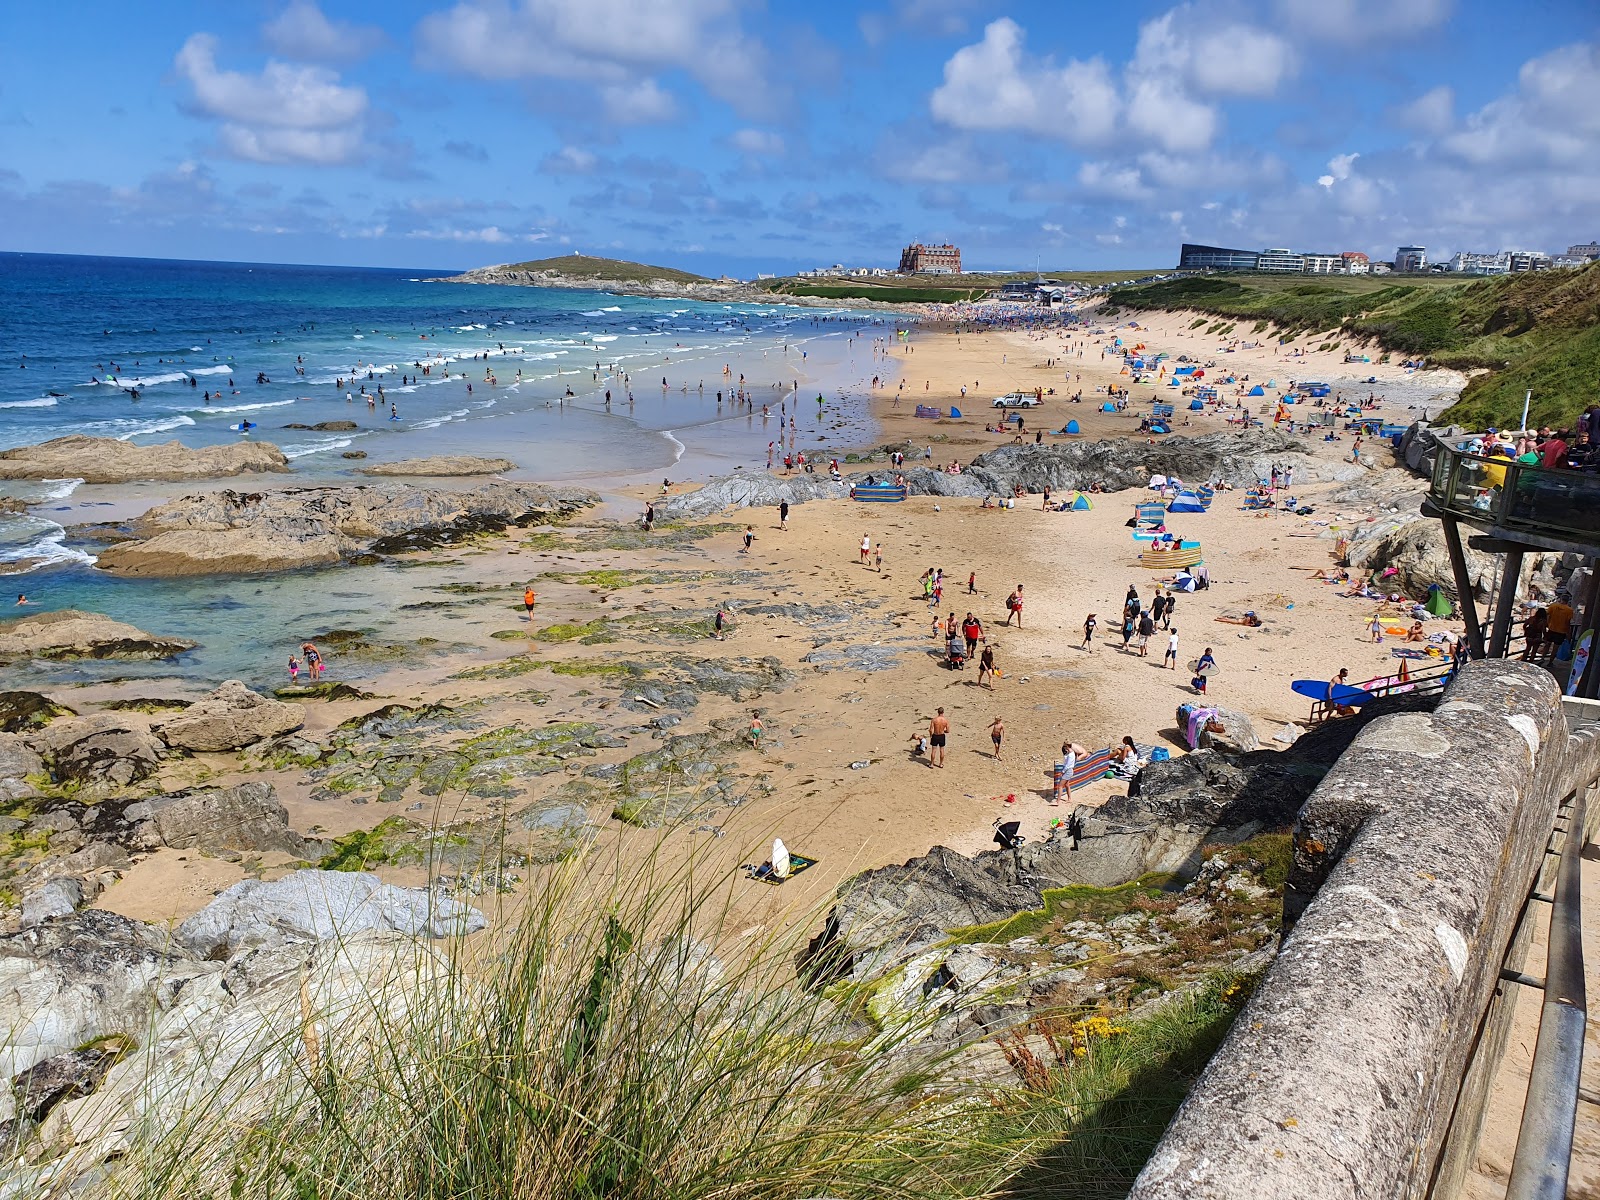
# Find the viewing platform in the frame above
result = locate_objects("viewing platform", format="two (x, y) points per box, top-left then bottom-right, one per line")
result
(1422, 444), (1600, 691)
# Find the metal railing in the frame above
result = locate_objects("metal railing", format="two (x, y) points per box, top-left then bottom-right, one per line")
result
(1429, 445), (1600, 543)
(1505, 785), (1589, 1200)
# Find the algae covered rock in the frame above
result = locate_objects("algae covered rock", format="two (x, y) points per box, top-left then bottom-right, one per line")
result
(0, 611), (195, 662)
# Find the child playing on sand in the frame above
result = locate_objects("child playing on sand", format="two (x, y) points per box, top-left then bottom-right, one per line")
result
(748, 711), (763, 748)
(1082, 613), (1097, 649)
(988, 716), (1005, 761)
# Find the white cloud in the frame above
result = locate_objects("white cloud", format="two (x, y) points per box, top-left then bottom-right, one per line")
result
(262, 2), (387, 62)
(1124, 77), (1217, 152)
(599, 79), (677, 123)
(408, 225), (548, 243)
(730, 128), (785, 156)
(1275, 0), (1451, 43)
(416, 0), (772, 119)
(1317, 151), (1359, 187)
(1440, 41), (1600, 168)
(542, 145), (598, 173)
(173, 33), (370, 165)
(1392, 85), (1454, 135)
(929, 18), (1118, 144)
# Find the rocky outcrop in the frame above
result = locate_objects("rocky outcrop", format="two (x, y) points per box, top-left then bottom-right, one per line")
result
(1344, 511), (1486, 600)
(283, 420), (358, 431)
(95, 481), (596, 576)
(149, 681), (302, 752)
(656, 430), (1330, 518)
(0, 910), (214, 1077)
(0, 610), (195, 661)
(0, 691), (72, 736)
(358, 456), (515, 476)
(175, 869), (486, 958)
(0, 436), (288, 484)
(27, 714), (166, 792)
(0, 734), (44, 803)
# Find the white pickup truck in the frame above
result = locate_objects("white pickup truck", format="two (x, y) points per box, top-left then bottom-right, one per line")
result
(991, 391), (1041, 409)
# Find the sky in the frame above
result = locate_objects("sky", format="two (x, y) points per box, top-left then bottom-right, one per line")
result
(2, 0), (1597, 276)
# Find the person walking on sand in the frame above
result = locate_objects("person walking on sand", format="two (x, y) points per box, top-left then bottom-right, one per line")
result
(1194, 647), (1216, 694)
(748, 711), (763, 749)
(779, 500), (789, 530)
(1162, 589), (1177, 630)
(523, 586), (537, 619)
(967, 571), (977, 595)
(978, 642), (996, 688)
(1137, 611), (1155, 657)
(962, 612), (983, 659)
(742, 525), (755, 554)
(928, 708), (949, 768)
(1368, 612), (1384, 642)
(1004, 585), (1023, 627)
(875, 544), (883, 573)
(1164, 627), (1179, 669)
(988, 716), (1005, 762)
(713, 606), (730, 640)
(860, 533), (871, 564)
(1082, 612), (1097, 650)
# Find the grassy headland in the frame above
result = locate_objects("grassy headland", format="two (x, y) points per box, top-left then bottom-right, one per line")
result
(1107, 263), (1600, 429)
(492, 254), (710, 284)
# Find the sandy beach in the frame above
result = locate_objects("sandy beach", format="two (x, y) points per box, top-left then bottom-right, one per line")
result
(39, 298), (1464, 951)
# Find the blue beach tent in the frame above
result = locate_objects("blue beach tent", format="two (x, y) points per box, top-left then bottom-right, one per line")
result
(1247, 385), (1266, 396)
(949, 407), (962, 418)
(1168, 490), (1207, 513)
(1100, 402), (1117, 412)
(1064, 419), (1080, 434)
(1189, 399), (1204, 410)
(1070, 492), (1093, 510)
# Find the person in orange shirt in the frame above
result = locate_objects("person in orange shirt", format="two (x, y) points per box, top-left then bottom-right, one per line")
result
(1542, 597), (1575, 657)
(523, 586), (536, 619)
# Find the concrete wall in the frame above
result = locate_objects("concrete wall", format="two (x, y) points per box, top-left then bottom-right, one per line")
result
(1130, 661), (1600, 1200)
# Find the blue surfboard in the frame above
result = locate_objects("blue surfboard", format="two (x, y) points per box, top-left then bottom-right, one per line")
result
(1291, 679), (1371, 706)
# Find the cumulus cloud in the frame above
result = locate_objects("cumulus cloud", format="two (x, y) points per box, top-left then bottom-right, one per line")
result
(1392, 85), (1454, 135)
(262, 2), (387, 62)
(1276, 0), (1452, 42)
(408, 225), (547, 243)
(730, 128), (785, 156)
(929, 11), (1292, 154)
(173, 32), (370, 165)
(416, 0), (774, 120)
(928, 17), (1118, 143)
(1439, 41), (1600, 168)
(599, 79), (677, 124)
(541, 145), (598, 173)
(1317, 151), (1359, 187)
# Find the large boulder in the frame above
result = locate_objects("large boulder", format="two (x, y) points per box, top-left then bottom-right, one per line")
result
(0, 910), (217, 1078)
(175, 869), (486, 959)
(1196, 705), (1260, 754)
(124, 781), (306, 856)
(0, 611), (194, 662)
(0, 436), (288, 484)
(27, 714), (165, 792)
(150, 681), (302, 752)
(1343, 514), (1483, 600)
(96, 481), (597, 576)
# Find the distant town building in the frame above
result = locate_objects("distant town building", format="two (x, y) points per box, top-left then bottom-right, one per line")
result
(1257, 248), (1306, 273)
(1448, 251), (1510, 275)
(1370, 261), (1392, 274)
(1395, 245), (1428, 272)
(1341, 251), (1370, 275)
(1566, 241), (1600, 260)
(1178, 243), (1260, 271)
(1507, 251), (1553, 272)
(1302, 253), (1342, 274)
(898, 243), (962, 274)
(1552, 254), (1593, 268)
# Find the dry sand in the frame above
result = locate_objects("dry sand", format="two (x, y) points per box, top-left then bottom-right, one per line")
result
(93, 305), (1467, 950)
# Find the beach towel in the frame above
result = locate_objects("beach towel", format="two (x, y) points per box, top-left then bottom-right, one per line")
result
(1390, 648), (1432, 659)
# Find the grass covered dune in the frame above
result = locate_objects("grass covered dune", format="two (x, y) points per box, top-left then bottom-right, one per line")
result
(1109, 262), (1600, 430)
(85, 846), (1251, 1200)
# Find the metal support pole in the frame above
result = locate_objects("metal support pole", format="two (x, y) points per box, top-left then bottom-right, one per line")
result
(1489, 548), (1526, 659)
(1505, 789), (1588, 1200)
(1442, 516), (1485, 657)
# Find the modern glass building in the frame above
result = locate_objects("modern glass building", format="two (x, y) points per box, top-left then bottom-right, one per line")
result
(1178, 243), (1260, 272)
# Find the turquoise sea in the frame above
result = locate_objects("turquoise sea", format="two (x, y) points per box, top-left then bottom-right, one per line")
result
(0, 252), (892, 687)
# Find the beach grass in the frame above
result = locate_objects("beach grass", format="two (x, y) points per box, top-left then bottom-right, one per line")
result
(100, 836), (1255, 1200)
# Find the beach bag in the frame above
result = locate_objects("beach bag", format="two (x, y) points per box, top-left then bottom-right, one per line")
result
(1007, 594), (1020, 611)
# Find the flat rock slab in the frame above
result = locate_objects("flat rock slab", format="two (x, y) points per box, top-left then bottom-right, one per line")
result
(150, 681), (303, 752)
(0, 610), (195, 661)
(358, 456), (514, 476)
(0, 436), (287, 483)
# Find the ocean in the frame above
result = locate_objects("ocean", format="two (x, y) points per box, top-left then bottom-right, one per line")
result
(0, 252), (892, 686)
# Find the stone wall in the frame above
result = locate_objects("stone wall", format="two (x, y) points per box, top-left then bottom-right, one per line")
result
(1129, 661), (1600, 1200)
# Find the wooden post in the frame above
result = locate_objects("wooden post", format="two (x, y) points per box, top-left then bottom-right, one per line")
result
(1487, 548), (1525, 659)
(1441, 516), (1485, 658)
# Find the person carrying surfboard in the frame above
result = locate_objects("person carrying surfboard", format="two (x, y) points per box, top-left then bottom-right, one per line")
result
(1327, 668), (1356, 715)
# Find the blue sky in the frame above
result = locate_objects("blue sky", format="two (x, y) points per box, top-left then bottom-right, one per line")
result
(2, 1), (1597, 274)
